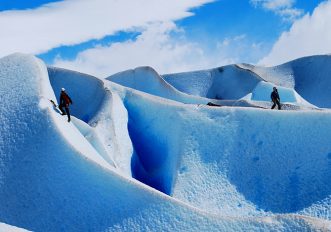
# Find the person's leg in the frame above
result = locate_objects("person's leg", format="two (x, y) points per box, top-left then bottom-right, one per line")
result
(277, 100), (281, 110)
(271, 101), (276, 109)
(65, 107), (71, 122)
(59, 104), (66, 115)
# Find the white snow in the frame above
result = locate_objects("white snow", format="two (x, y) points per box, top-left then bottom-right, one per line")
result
(242, 81), (316, 108)
(163, 64), (263, 100)
(0, 223), (30, 232)
(241, 55), (331, 108)
(1, 53), (331, 231)
(108, 66), (208, 104)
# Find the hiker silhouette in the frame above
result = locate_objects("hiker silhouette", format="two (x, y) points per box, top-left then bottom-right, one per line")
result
(59, 88), (73, 122)
(271, 87), (281, 110)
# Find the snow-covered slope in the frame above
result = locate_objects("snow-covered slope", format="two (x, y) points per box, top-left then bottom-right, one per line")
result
(162, 63), (318, 109)
(48, 67), (106, 122)
(163, 65), (263, 100)
(111, 78), (331, 217)
(242, 81), (316, 109)
(1, 53), (331, 231)
(239, 55), (331, 108)
(0, 223), (30, 232)
(107, 66), (208, 104)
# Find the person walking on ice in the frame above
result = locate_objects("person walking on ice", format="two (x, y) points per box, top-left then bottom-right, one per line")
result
(59, 88), (73, 122)
(271, 87), (281, 110)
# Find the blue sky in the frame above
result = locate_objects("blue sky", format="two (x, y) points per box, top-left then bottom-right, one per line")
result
(0, 0), (330, 76)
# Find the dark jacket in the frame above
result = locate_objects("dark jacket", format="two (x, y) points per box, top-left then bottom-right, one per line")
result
(60, 92), (72, 106)
(271, 90), (280, 101)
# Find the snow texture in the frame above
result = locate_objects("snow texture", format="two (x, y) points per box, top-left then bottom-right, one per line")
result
(1, 53), (331, 231)
(240, 55), (331, 108)
(107, 66), (208, 104)
(0, 223), (30, 232)
(163, 64), (263, 100)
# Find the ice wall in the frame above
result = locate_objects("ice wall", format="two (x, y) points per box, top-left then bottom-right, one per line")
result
(107, 66), (208, 104)
(163, 65), (262, 100)
(1, 53), (331, 231)
(250, 55), (331, 108)
(48, 67), (106, 122)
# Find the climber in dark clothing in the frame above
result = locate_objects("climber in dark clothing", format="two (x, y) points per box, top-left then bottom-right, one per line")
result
(271, 87), (281, 110)
(59, 88), (73, 122)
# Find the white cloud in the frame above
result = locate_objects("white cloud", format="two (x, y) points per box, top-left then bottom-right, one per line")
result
(277, 8), (303, 21)
(258, 0), (331, 66)
(233, 34), (247, 41)
(54, 28), (264, 77)
(217, 34), (246, 48)
(250, 0), (303, 21)
(0, 0), (214, 57)
(260, 0), (294, 10)
(53, 22), (224, 77)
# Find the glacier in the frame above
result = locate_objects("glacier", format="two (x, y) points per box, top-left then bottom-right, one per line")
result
(0, 53), (331, 231)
